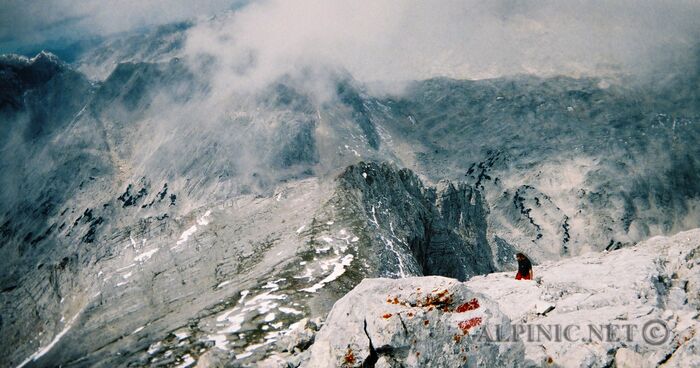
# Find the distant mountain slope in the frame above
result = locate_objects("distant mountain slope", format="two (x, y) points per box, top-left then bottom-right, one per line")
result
(367, 74), (700, 259)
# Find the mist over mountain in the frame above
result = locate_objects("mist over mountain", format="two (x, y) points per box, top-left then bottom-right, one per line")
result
(1, 2), (700, 367)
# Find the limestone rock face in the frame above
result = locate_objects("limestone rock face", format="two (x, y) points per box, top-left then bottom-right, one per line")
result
(304, 229), (700, 368)
(465, 229), (700, 367)
(305, 276), (526, 368)
(336, 162), (497, 281)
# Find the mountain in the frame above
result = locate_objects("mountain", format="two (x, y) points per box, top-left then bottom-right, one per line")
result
(1, 33), (699, 367)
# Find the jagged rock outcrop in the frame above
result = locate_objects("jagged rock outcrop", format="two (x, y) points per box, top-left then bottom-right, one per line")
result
(303, 229), (700, 367)
(335, 162), (497, 281)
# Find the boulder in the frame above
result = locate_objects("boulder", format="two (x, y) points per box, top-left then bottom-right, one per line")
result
(305, 276), (527, 367)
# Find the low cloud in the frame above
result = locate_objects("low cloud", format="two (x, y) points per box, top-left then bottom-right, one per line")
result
(2, 0), (698, 86)
(182, 0), (700, 91)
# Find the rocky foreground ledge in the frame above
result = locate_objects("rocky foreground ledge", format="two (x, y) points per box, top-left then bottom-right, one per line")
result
(260, 229), (699, 367)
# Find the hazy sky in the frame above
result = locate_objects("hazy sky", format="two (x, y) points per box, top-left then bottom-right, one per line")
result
(0, 0), (242, 53)
(2, 0), (699, 83)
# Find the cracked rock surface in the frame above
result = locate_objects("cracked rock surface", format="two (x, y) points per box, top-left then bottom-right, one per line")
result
(305, 276), (525, 368)
(303, 229), (700, 367)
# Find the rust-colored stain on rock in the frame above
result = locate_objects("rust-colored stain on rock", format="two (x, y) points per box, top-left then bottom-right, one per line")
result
(457, 317), (482, 334)
(455, 298), (480, 313)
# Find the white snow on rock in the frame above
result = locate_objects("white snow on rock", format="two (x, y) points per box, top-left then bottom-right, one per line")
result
(215, 289), (290, 335)
(197, 210), (212, 225)
(279, 307), (303, 315)
(217, 310), (246, 334)
(134, 247), (159, 262)
(174, 330), (190, 341)
(175, 353), (195, 368)
(206, 334), (229, 351)
(175, 225), (198, 246)
(16, 311), (84, 368)
(174, 209), (213, 248)
(235, 351), (253, 360)
(147, 341), (162, 355)
(301, 254), (354, 293)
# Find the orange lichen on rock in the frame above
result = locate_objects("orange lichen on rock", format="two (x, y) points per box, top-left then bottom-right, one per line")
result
(453, 334), (462, 343)
(455, 298), (480, 313)
(458, 317), (482, 334)
(343, 348), (356, 365)
(422, 289), (454, 310)
(382, 313), (393, 319)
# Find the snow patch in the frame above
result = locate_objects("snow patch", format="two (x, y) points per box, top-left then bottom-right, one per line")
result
(207, 334), (229, 350)
(16, 311), (82, 368)
(175, 331), (190, 340)
(134, 248), (159, 262)
(279, 307), (303, 315)
(235, 351), (253, 360)
(176, 225), (198, 246)
(147, 341), (162, 355)
(302, 254), (354, 293)
(175, 354), (195, 368)
(197, 210), (212, 226)
(174, 209), (212, 247)
(116, 263), (135, 272)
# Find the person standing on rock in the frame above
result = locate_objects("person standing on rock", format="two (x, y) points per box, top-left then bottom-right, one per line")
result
(515, 253), (533, 280)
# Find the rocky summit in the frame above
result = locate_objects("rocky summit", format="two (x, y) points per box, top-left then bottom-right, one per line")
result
(1, 7), (700, 368)
(271, 229), (700, 368)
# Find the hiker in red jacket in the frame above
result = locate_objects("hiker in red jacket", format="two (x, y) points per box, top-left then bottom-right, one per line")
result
(515, 252), (533, 280)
